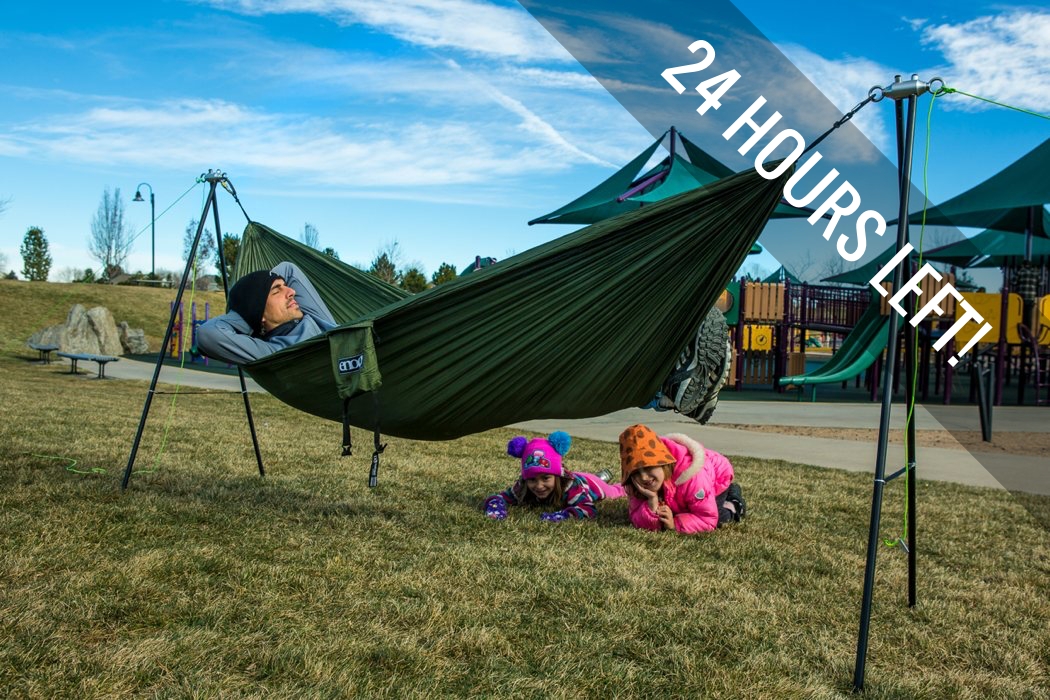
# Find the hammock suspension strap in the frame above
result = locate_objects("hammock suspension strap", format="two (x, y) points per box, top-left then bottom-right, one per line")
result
(369, 391), (385, 489)
(341, 398), (353, 457)
(341, 393), (386, 488)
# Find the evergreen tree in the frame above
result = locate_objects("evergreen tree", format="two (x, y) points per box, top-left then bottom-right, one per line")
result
(217, 233), (240, 282)
(368, 252), (400, 286)
(431, 262), (457, 286)
(20, 226), (52, 281)
(401, 266), (428, 293)
(322, 247), (340, 260)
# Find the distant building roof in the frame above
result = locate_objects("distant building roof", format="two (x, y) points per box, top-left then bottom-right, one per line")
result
(460, 255), (498, 276)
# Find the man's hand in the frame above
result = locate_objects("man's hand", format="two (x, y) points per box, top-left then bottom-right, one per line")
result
(657, 504), (675, 531)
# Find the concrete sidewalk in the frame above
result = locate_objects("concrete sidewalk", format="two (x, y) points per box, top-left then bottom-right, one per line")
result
(99, 356), (264, 393)
(516, 408), (1046, 493)
(82, 357), (1049, 495)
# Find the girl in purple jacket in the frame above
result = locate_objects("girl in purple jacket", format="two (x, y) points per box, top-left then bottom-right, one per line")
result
(619, 423), (746, 534)
(484, 431), (625, 522)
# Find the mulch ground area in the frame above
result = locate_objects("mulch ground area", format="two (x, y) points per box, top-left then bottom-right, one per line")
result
(717, 424), (1050, 458)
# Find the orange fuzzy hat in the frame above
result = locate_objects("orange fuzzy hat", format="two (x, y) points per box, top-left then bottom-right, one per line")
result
(618, 424), (675, 483)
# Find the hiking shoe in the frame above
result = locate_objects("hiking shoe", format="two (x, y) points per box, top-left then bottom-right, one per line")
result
(662, 306), (731, 419)
(725, 482), (746, 521)
(595, 469), (614, 483)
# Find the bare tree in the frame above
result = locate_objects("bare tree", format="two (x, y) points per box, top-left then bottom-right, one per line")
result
(301, 223), (320, 249)
(88, 187), (133, 278)
(820, 255), (847, 282)
(790, 249), (818, 282)
(183, 219), (216, 275)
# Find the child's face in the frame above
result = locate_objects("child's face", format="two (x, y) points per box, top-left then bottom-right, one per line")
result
(525, 474), (557, 500)
(631, 465), (667, 492)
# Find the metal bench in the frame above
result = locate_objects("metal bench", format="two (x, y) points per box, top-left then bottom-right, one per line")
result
(28, 342), (60, 364)
(56, 352), (120, 379)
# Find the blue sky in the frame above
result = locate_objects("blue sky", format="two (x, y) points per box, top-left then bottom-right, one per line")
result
(1, 1), (1047, 282)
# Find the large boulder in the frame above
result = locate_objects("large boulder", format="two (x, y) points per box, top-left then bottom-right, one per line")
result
(118, 321), (150, 354)
(27, 304), (126, 356)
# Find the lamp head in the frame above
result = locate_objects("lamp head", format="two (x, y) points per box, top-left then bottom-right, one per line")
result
(133, 190), (144, 202)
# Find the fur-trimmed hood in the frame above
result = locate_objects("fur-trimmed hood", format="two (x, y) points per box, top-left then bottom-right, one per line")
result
(662, 433), (706, 485)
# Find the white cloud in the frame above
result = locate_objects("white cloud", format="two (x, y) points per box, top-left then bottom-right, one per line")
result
(776, 43), (891, 159)
(921, 10), (1050, 112)
(202, 0), (573, 62)
(2, 98), (603, 188)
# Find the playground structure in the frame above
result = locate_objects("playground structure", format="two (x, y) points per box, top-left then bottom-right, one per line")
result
(716, 264), (1050, 407)
(165, 301), (216, 366)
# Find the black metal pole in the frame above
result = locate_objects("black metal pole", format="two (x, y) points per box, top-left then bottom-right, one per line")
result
(122, 182), (219, 490)
(209, 184), (265, 478)
(150, 192), (156, 279)
(853, 79), (919, 692)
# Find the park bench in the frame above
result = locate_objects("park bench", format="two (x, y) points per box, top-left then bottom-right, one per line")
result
(28, 342), (60, 364)
(56, 352), (120, 379)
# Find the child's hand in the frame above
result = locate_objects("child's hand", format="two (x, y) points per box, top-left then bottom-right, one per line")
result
(485, 499), (507, 520)
(657, 504), (675, 530)
(634, 484), (660, 510)
(540, 511), (569, 523)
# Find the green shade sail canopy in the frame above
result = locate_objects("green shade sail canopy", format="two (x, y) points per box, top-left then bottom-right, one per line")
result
(923, 226), (1050, 268)
(529, 128), (814, 226)
(234, 164), (792, 441)
(763, 265), (801, 284)
(892, 138), (1050, 263)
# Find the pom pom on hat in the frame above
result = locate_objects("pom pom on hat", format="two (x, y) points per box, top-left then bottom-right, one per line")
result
(507, 436), (528, 458)
(547, 431), (571, 456)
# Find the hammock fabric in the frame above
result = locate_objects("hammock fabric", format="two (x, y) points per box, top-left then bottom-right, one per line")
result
(233, 164), (792, 441)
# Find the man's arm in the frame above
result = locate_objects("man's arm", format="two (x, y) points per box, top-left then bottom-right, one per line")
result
(271, 261), (336, 324)
(197, 311), (281, 365)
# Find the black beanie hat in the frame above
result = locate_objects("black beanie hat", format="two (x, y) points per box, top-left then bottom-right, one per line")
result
(228, 270), (280, 336)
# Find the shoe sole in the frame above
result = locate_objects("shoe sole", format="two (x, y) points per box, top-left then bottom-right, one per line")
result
(663, 307), (730, 418)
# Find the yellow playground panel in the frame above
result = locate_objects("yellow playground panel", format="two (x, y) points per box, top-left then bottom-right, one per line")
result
(1040, 295), (1050, 344)
(743, 324), (773, 351)
(952, 292), (1022, 347)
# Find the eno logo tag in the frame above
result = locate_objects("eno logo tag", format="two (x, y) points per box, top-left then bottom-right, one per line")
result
(338, 354), (364, 374)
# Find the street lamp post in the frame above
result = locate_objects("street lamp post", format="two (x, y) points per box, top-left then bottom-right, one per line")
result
(133, 183), (155, 278)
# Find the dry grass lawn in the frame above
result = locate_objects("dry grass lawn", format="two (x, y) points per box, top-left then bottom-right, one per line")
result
(1, 281), (1048, 697)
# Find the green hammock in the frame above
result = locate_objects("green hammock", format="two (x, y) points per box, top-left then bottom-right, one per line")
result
(233, 164), (792, 441)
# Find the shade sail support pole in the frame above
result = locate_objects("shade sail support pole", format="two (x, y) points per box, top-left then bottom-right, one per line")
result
(853, 74), (928, 693)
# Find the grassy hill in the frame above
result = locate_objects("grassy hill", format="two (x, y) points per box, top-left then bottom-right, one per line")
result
(0, 278), (227, 354)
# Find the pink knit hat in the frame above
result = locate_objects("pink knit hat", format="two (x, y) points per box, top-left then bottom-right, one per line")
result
(507, 431), (572, 479)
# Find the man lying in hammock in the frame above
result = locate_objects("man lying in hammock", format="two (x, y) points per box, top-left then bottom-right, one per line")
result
(199, 262), (733, 424)
(197, 261), (337, 365)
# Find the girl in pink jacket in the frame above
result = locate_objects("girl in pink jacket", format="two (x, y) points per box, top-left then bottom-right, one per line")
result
(619, 423), (746, 533)
(484, 431), (625, 522)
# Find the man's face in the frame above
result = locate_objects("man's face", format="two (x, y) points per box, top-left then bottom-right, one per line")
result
(260, 278), (303, 332)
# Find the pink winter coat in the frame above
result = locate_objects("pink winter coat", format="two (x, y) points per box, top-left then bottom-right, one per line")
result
(627, 433), (735, 534)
